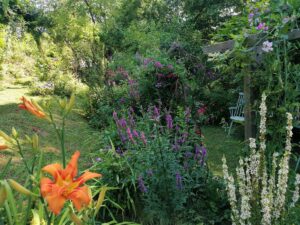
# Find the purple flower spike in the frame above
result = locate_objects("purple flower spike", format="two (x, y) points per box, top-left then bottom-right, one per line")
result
(146, 169), (153, 176)
(133, 130), (139, 138)
(166, 114), (173, 130)
(153, 106), (160, 121)
(118, 118), (127, 128)
(113, 111), (118, 121)
(175, 172), (183, 190)
(172, 143), (180, 151)
(154, 61), (163, 69)
(126, 127), (135, 143)
(138, 176), (148, 193)
(194, 144), (201, 161)
(118, 131), (127, 144)
(140, 132), (147, 145)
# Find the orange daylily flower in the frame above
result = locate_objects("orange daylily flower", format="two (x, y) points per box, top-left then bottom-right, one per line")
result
(40, 151), (102, 215)
(0, 145), (8, 150)
(19, 96), (46, 119)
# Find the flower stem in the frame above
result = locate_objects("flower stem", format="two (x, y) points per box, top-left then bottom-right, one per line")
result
(15, 138), (31, 174)
(49, 113), (66, 167)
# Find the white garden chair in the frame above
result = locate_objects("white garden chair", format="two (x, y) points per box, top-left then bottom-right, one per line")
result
(228, 92), (245, 136)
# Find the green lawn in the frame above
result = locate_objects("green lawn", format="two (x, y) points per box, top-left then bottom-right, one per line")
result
(202, 126), (245, 176)
(0, 85), (102, 180)
(0, 84), (246, 180)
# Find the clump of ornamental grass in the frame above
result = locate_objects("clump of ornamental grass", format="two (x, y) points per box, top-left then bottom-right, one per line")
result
(222, 93), (300, 225)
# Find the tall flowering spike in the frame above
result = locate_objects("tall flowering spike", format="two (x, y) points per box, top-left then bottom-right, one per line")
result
(166, 114), (173, 129)
(274, 112), (293, 219)
(19, 97), (46, 119)
(138, 176), (147, 193)
(140, 132), (147, 145)
(259, 93), (267, 152)
(175, 172), (183, 190)
(40, 151), (102, 215)
(126, 128), (135, 143)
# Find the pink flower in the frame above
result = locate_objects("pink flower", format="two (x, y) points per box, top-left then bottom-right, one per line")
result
(256, 22), (268, 31)
(140, 132), (147, 145)
(197, 106), (207, 115)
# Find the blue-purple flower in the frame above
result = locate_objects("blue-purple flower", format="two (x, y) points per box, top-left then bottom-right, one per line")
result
(154, 61), (163, 69)
(175, 172), (183, 190)
(138, 176), (148, 193)
(166, 114), (173, 130)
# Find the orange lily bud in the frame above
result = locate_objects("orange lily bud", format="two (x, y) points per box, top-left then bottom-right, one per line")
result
(0, 145), (8, 150)
(11, 127), (18, 138)
(19, 96), (47, 119)
(32, 134), (39, 150)
(8, 179), (38, 197)
(95, 186), (108, 214)
(0, 130), (12, 142)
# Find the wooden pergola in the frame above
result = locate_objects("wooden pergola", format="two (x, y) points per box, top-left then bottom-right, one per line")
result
(201, 29), (300, 140)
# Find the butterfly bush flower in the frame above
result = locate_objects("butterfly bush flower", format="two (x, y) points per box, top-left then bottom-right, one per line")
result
(166, 114), (173, 129)
(175, 172), (183, 190)
(138, 176), (147, 193)
(118, 118), (127, 128)
(153, 106), (160, 121)
(132, 130), (139, 138)
(154, 61), (163, 69)
(140, 132), (147, 145)
(126, 128), (135, 143)
(262, 41), (273, 53)
(113, 111), (118, 122)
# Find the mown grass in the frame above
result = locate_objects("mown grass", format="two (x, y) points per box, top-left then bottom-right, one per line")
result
(0, 85), (245, 180)
(202, 126), (245, 176)
(0, 85), (103, 180)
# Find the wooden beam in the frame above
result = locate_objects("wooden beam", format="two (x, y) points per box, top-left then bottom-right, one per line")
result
(202, 29), (300, 54)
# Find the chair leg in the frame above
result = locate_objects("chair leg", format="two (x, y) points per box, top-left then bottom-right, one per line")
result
(228, 121), (233, 136)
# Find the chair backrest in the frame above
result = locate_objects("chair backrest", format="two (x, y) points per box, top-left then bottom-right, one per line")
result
(233, 92), (245, 117)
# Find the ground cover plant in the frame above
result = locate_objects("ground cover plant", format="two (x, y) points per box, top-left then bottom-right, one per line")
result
(0, 0), (300, 224)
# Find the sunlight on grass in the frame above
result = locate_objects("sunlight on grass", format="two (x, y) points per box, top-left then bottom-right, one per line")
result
(0, 86), (102, 179)
(203, 126), (245, 176)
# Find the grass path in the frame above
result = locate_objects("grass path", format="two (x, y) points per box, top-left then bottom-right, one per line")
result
(202, 126), (245, 176)
(0, 84), (103, 180)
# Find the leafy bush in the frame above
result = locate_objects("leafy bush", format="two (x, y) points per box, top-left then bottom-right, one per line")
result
(91, 105), (230, 224)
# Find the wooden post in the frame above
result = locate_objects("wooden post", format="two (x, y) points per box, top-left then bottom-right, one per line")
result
(201, 29), (300, 139)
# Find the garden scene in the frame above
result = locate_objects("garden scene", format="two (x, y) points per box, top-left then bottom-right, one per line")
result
(0, 0), (300, 224)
